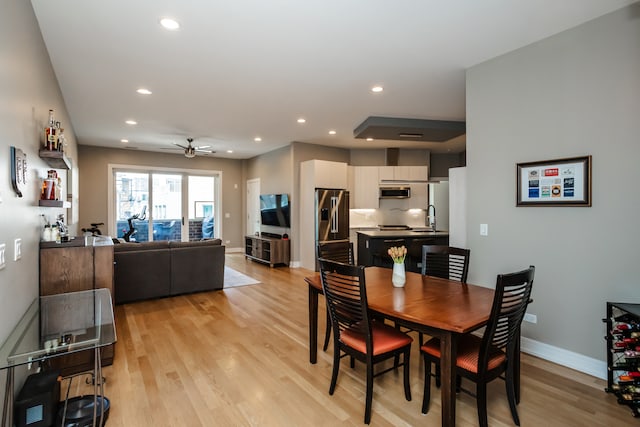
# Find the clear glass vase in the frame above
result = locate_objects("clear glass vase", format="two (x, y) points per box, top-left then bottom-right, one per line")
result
(392, 262), (406, 287)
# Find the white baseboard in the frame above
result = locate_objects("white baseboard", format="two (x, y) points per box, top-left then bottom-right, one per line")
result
(521, 337), (606, 380)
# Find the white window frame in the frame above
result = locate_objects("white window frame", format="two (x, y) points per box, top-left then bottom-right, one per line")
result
(107, 163), (222, 241)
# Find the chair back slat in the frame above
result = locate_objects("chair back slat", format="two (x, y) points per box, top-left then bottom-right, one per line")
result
(317, 241), (355, 265)
(479, 266), (535, 372)
(421, 245), (471, 283)
(319, 259), (371, 344)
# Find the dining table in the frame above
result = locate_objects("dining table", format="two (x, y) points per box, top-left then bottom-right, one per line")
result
(305, 266), (497, 427)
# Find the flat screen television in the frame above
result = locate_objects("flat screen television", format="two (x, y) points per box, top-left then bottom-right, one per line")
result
(259, 194), (290, 228)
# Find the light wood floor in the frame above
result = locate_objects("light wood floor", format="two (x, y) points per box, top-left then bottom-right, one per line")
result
(84, 254), (633, 426)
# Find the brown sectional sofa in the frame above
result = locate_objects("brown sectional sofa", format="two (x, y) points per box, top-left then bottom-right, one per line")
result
(113, 239), (225, 304)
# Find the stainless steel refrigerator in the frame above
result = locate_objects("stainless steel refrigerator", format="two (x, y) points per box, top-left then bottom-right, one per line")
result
(315, 188), (350, 269)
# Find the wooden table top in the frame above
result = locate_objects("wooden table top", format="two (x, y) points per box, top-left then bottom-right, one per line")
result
(305, 266), (495, 334)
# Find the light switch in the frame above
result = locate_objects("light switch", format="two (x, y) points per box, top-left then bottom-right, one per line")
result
(14, 238), (21, 261)
(0, 243), (5, 269)
(480, 224), (488, 236)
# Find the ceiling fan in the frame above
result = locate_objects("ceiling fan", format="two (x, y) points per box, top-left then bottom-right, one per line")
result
(173, 137), (215, 158)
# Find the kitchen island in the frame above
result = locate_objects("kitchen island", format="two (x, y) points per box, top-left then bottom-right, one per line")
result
(356, 230), (449, 273)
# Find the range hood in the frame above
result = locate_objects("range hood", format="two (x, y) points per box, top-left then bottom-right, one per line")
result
(353, 116), (466, 142)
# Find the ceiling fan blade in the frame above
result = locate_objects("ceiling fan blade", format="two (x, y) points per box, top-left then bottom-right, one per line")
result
(194, 145), (210, 150)
(174, 143), (188, 149)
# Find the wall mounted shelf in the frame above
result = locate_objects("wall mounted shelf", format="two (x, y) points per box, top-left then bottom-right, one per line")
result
(39, 200), (71, 208)
(39, 149), (70, 170)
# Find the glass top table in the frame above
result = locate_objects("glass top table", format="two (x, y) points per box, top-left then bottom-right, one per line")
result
(0, 288), (116, 427)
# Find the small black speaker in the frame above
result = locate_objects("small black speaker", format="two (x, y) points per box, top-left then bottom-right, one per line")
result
(15, 370), (60, 427)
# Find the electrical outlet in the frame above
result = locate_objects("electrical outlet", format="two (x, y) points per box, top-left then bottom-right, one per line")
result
(0, 243), (5, 269)
(14, 238), (22, 261)
(524, 313), (537, 324)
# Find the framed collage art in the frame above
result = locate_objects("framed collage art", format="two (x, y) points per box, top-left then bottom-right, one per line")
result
(516, 156), (591, 207)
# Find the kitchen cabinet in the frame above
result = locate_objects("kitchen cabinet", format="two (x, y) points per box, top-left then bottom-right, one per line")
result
(356, 230), (449, 272)
(378, 166), (428, 183)
(39, 238), (114, 376)
(408, 183), (428, 209)
(350, 166), (379, 209)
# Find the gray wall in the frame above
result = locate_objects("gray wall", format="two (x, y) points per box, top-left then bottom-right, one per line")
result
(78, 145), (244, 248)
(0, 0), (80, 400)
(350, 148), (431, 167)
(430, 153), (465, 177)
(466, 4), (640, 365)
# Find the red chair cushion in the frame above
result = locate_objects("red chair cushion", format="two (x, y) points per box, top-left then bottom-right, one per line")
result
(341, 322), (413, 356)
(420, 334), (505, 373)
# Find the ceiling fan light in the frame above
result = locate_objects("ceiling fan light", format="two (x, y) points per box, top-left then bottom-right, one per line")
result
(185, 151), (196, 158)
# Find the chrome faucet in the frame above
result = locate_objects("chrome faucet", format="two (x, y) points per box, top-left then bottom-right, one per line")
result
(426, 204), (436, 231)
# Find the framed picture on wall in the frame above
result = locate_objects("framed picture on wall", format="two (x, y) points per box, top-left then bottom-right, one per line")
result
(516, 155), (591, 207)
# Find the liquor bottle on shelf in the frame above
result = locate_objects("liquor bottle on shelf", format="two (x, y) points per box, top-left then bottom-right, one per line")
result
(44, 109), (56, 151)
(57, 126), (65, 152)
(54, 121), (61, 151)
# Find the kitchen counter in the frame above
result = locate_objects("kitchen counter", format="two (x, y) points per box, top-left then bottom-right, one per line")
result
(356, 229), (449, 238)
(356, 230), (449, 272)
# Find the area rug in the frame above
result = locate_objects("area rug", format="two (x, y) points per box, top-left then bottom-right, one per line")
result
(224, 266), (261, 288)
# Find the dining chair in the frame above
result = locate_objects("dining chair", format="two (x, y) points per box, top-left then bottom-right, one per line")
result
(421, 245), (471, 283)
(317, 241), (355, 351)
(402, 245), (471, 348)
(420, 265), (535, 427)
(318, 258), (413, 424)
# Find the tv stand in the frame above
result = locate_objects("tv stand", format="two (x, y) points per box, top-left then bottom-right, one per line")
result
(245, 235), (290, 267)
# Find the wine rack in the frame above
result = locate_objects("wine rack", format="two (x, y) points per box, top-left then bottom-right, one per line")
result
(604, 302), (640, 418)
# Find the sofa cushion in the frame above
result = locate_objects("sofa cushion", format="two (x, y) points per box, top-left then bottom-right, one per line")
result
(113, 240), (170, 252)
(169, 239), (221, 248)
(170, 241), (225, 295)
(113, 248), (171, 304)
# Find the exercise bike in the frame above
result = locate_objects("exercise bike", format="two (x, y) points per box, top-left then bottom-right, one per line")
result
(81, 222), (104, 236)
(122, 206), (147, 242)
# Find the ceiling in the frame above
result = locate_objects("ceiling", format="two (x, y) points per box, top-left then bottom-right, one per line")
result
(31, 0), (637, 159)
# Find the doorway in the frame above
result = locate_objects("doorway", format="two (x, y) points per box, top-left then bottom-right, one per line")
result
(246, 178), (260, 237)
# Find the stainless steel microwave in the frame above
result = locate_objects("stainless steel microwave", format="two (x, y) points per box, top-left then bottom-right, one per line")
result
(379, 186), (411, 199)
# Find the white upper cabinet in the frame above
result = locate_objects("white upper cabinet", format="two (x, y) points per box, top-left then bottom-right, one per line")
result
(310, 160), (348, 189)
(352, 166), (379, 209)
(378, 166), (428, 182)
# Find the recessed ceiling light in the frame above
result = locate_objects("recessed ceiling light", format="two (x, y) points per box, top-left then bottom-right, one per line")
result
(371, 85), (384, 93)
(160, 18), (180, 30)
(120, 139), (129, 143)
(297, 118), (306, 124)
(254, 137), (262, 142)
(227, 150), (233, 154)
(125, 120), (137, 125)
(136, 88), (152, 95)
(328, 130), (336, 135)
(366, 137), (374, 141)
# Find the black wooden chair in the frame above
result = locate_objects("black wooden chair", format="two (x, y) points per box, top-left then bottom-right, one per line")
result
(318, 258), (413, 424)
(421, 265), (535, 427)
(421, 245), (471, 283)
(403, 245), (471, 349)
(317, 241), (355, 351)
